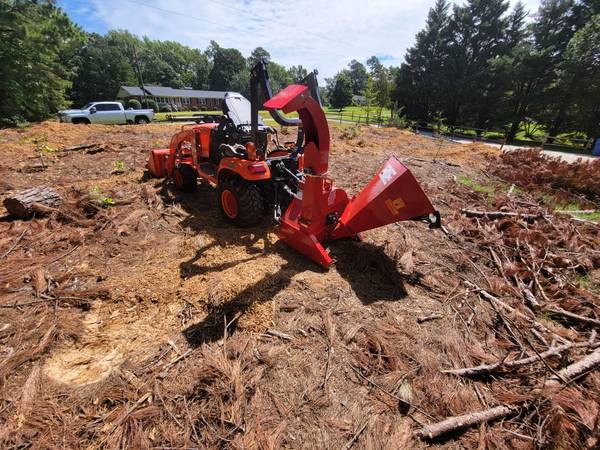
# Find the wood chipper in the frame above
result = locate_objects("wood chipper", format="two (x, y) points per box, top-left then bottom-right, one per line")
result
(147, 61), (440, 268)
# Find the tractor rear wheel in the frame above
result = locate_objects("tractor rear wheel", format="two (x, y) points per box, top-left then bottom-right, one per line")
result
(173, 164), (197, 192)
(218, 178), (264, 227)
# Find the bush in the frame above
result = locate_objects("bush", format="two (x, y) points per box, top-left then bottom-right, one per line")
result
(190, 105), (199, 111)
(159, 103), (172, 113)
(142, 99), (158, 112)
(127, 99), (142, 110)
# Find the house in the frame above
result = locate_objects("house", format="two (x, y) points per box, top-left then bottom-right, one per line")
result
(117, 85), (228, 110)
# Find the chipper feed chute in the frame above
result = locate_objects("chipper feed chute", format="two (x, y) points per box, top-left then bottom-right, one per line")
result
(265, 85), (440, 268)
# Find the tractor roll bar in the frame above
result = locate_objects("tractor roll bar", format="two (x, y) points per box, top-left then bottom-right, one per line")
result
(250, 59), (321, 144)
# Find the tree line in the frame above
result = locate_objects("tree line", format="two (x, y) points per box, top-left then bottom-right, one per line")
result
(1, 0), (598, 141)
(327, 0), (600, 141)
(0, 0), (308, 126)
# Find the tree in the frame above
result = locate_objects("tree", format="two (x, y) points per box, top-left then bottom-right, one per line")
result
(366, 56), (391, 117)
(535, 0), (598, 139)
(0, 0), (83, 126)
(446, 0), (512, 129)
(70, 34), (137, 106)
(329, 71), (353, 110)
(207, 41), (246, 90)
(393, 0), (451, 121)
(348, 59), (368, 95)
(289, 65), (308, 82)
(192, 52), (211, 90)
(247, 46), (270, 67)
(563, 14), (600, 140)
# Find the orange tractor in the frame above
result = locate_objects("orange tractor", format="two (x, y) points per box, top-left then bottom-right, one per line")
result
(147, 61), (440, 268)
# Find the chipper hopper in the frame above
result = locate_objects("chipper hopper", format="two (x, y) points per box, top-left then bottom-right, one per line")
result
(147, 61), (440, 268)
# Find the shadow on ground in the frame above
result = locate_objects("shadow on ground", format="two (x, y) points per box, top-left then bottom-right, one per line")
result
(154, 177), (408, 347)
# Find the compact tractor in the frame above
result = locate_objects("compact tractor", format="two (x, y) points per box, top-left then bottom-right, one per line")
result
(147, 61), (440, 268)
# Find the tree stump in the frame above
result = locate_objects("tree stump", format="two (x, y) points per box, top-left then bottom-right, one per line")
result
(3, 186), (62, 219)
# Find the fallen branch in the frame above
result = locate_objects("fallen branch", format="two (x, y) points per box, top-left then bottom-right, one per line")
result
(443, 341), (595, 377)
(265, 329), (292, 341)
(157, 349), (193, 379)
(343, 418), (369, 450)
(60, 143), (99, 152)
(417, 313), (443, 324)
(461, 209), (544, 221)
(546, 307), (600, 327)
(1, 224), (30, 259)
(464, 281), (568, 343)
(546, 347), (600, 387)
(416, 405), (519, 440)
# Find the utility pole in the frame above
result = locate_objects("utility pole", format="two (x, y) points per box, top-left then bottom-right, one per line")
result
(131, 44), (147, 106)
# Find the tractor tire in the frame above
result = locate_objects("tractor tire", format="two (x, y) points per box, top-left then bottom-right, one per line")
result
(217, 178), (264, 227)
(173, 164), (197, 192)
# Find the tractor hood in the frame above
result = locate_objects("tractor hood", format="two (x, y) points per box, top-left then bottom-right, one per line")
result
(223, 92), (264, 127)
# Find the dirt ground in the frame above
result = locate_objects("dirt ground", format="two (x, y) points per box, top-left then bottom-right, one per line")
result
(0, 121), (598, 449)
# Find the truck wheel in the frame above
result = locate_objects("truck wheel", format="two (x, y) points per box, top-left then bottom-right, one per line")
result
(173, 164), (197, 192)
(135, 116), (149, 124)
(218, 178), (263, 227)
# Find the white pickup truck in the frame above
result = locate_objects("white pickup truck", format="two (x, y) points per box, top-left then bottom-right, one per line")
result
(58, 102), (154, 125)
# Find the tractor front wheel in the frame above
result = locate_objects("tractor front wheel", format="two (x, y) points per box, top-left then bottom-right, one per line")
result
(218, 178), (264, 227)
(173, 164), (197, 192)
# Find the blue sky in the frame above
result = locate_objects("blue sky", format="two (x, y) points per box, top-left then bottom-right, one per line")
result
(56, 0), (541, 80)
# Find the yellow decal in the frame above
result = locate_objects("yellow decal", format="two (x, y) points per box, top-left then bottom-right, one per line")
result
(385, 197), (405, 215)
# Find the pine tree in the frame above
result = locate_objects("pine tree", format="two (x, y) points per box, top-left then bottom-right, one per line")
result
(394, 0), (451, 121)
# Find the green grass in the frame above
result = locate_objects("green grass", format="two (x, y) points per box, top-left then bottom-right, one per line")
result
(553, 200), (600, 223)
(576, 274), (600, 295)
(154, 110), (221, 121)
(458, 176), (496, 194)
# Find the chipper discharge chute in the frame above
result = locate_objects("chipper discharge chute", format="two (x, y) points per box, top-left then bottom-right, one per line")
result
(147, 60), (440, 268)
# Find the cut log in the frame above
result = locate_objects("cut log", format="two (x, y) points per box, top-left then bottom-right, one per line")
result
(3, 186), (62, 219)
(416, 405), (518, 440)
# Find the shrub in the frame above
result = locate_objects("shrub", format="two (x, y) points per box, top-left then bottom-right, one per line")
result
(143, 99), (158, 112)
(127, 99), (142, 110)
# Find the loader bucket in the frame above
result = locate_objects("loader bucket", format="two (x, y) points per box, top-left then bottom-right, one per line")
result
(330, 156), (439, 240)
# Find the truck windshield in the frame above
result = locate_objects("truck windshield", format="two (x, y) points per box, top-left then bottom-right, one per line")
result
(82, 103), (93, 110)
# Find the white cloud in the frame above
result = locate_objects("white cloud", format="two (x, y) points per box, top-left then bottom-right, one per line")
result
(88, 0), (541, 80)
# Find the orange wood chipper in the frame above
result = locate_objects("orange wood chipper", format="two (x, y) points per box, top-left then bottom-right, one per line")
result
(147, 61), (440, 268)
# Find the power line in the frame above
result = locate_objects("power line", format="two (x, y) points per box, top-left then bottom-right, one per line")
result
(202, 0), (378, 55)
(119, 0), (378, 60)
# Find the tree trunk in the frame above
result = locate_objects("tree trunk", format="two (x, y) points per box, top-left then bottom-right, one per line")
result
(3, 186), (62, 219)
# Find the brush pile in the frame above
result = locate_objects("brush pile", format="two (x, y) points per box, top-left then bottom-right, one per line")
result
(489, 149), (600, 206)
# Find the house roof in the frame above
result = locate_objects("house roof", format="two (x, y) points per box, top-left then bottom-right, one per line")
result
(118, 86), (145, 96)
(119, 85), (228, 99)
